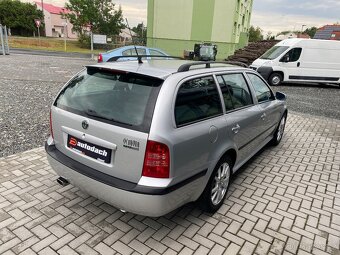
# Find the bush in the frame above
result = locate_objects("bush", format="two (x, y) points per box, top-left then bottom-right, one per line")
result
(78, 34), (91, 48)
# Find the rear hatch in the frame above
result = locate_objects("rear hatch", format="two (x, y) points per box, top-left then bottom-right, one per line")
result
(51, 66), (163, 183)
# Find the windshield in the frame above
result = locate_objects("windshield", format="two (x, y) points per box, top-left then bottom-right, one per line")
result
(55, 68), (163, 131)
(260, 46), (289, 60)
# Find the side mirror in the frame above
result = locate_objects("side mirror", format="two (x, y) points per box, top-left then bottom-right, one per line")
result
(276, 92), (286, 101)
(281, 55), (290, 63)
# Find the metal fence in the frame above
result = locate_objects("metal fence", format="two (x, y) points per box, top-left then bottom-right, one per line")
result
(0, 25), (10, 55)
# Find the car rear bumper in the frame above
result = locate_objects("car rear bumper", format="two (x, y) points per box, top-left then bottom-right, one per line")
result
(45, 143), (206, 217)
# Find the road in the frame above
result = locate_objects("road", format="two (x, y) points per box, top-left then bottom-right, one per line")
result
(272, 83), (340, 120)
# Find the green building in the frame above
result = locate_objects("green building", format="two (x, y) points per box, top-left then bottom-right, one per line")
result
(147, 0), (253, 60)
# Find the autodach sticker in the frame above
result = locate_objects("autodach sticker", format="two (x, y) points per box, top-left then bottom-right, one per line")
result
(68, 136), (112, 163)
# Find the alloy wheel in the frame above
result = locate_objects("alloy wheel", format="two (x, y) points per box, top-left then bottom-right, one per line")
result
(211, 162), (230, 206)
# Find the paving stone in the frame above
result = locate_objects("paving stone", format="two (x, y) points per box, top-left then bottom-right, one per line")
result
(76, 243), (99, 255)
(239, 241), (256, 255)
(0, 111), (339, 255)
(208, 244), (225, 255)
(93, 242), (115, 255)
(112, 240), (134, 255)
(31, 234), (57, 252)
(57, 245), (79, 255)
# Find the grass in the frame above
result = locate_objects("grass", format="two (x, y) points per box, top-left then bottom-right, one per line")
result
(8, 36), (107, 54)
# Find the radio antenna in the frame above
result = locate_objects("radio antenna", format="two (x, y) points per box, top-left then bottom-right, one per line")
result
(125, 18), (142, 64)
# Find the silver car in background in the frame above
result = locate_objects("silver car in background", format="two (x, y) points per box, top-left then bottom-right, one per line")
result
(45, 60), (287, 217)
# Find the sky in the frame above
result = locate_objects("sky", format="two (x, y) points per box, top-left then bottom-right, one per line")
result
(28, 0), (340, 35)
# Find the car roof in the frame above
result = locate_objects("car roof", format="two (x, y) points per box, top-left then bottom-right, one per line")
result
(87, 60), (248, 79)
(105, 45), (166, 54)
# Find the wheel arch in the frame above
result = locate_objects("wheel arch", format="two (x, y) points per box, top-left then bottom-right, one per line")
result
(214, 148), (237, 175)
(271, 70), (285, 81)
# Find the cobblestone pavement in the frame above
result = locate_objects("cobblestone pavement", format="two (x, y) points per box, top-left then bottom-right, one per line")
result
(0, 113), (339, 255)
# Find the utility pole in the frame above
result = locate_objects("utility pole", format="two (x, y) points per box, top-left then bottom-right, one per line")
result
(41, 0), (44, 17)
(62, 8), (67, 52)
(41, 0), (45, 35)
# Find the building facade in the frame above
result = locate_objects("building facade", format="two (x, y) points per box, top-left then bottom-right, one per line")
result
(147, 0), (253, 59)
(35, 2), (77, 39)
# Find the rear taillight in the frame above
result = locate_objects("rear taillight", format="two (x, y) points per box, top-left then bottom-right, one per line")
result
(142, 140), (170, 178)
(98, 54), (103, 63)
(49, 110), (54, 139)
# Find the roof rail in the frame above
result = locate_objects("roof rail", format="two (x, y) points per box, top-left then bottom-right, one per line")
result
(107, 55), (183, 62)
(177, 61), (249, 72)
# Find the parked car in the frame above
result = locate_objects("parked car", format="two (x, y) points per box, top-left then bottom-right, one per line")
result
(97, 45), (169, 62)
(251, 38), (340, 86)
(45, 59), (287, 217)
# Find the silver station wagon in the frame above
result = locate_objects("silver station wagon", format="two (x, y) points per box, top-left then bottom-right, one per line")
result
(46, 59), (287, 217)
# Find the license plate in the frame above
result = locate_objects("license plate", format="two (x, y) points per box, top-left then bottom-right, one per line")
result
(67, 135), (112, 164)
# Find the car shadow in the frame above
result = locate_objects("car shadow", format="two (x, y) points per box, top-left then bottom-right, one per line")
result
(277, 82), (340, 89)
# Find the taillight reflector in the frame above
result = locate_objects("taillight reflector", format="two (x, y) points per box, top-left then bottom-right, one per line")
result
(98, 54), (103, 63)
(142, 140), (170, 178)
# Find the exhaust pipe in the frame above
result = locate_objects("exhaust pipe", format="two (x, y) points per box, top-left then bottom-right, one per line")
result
(57, 177), (69, 187)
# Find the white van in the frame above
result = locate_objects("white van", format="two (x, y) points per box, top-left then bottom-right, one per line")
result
(251, 39), (340, 86)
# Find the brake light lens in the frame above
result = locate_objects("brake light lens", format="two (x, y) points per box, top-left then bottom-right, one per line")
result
(49, 110), (54, 139)
(142, 140), (170, 178)
(98, 54), (103, 63)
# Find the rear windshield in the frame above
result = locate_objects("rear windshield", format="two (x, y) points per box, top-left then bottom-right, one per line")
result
(54, 67), (163, 132)
(260, 46), (289, 60)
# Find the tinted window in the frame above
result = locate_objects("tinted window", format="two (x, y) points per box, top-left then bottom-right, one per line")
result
(217, 73), (253, 110)
(175, 76), (222, 126)
(149, 49), (166, 56)
(136, 48), (147, 55)
(122, 49), (133, 56)
(247, 73), (273, 103)
(122, 48), (147, 56)
(55, 68), (163, 130)
(285, 48), (302, 62)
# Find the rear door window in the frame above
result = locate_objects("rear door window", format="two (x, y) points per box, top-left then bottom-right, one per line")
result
(216, 73), (253, 111)
(122, 49), (133, 56)
(175, 76), (223, 126)
(149, 49), (166, 56)
(55, 68), (163, 132)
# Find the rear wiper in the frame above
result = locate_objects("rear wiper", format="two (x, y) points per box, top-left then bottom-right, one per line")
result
(85, 109), (132, 126)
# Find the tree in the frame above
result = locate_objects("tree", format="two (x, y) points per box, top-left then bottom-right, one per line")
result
(132, 22), (146, 45)
(0, 0), (43, 36)
(64, 0), (125, 37)
(249, 26), (263, 42)
(303, 27), (317, 38)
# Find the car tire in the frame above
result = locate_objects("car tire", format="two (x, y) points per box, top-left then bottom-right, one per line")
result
(199, 155), (232, 213)
(271, 114), (287, 146)
(268, 73), (283, 86)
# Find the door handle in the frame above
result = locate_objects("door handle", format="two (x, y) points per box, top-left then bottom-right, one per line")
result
(232, 124), (240, 134)
(261, 113), (266, 120)
(297, 62), (300, 67)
